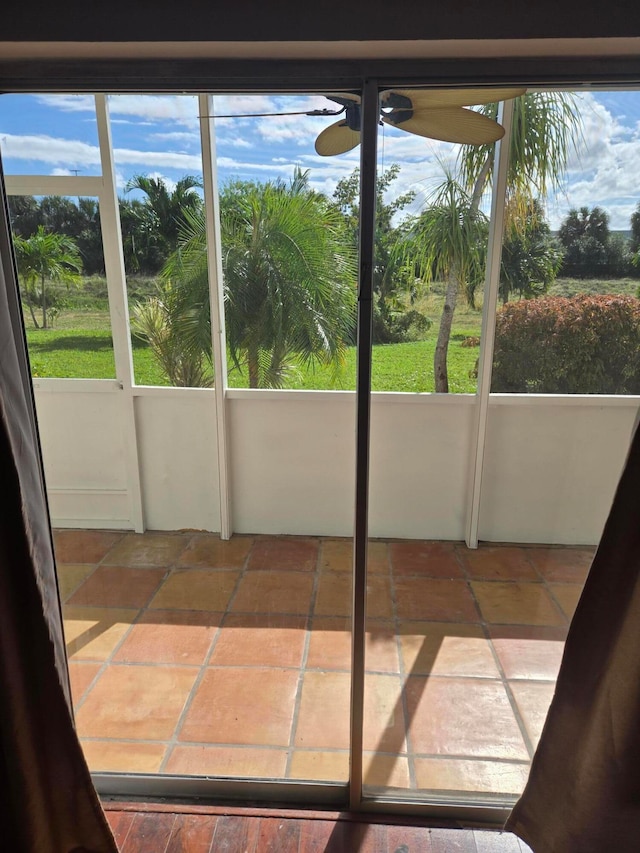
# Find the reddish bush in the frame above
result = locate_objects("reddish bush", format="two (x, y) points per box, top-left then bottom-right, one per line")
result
(492, 294), (640, 394)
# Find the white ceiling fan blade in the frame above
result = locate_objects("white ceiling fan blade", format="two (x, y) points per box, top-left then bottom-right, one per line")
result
(383, 106), (506, 145)
(322, 92), (361, 103)
(382, 87), (527, 109)
(315, 120), (361, 156)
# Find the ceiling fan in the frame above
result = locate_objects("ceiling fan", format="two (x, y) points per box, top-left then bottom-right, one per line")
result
(210, 88), (526, 154)
(312, 88), (527, 156)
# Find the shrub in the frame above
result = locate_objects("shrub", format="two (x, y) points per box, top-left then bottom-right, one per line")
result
(492, 294), (640, 394)
(373, 304), (431, 344)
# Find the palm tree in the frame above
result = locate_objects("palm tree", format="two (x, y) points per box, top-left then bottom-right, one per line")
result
(151, 169), (357, 388)
(426, 91), (582, 391)
(125, 174), (203, 257)
(131, 287), (214, 387)
(499, 198), (562, 304)
(13, 226), (82, 329)
(409, 175), (489, 392)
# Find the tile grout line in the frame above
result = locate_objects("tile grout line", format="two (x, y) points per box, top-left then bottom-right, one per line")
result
(69, 559), (178, 715)
(70, 532), (197, 762)
(157, 536), (256, 774)
(284, 538), (321, 781)
(482, 548), (544, 762)
(387, 542), (418, 793)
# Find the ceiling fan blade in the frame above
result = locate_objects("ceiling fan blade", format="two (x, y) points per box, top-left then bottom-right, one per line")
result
(382, 87), (527, 109)
(315, 120), (361, 156)
(322, 92), (361, 102)
(383, 106), (506, 145)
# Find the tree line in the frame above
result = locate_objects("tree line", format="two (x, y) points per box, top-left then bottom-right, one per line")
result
(8, 174), (204, 278)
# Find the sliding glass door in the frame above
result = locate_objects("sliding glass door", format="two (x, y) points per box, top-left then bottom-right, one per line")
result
(2, 71), (636, 818)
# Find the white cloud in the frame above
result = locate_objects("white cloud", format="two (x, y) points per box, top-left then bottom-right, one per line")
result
(36, 94), (95, 113)
(149, 131), (199, 144)
(1, 133), (101, 167)
(38, 94), (201, 128)
(115, 147), (202, 171)
(547, 92), (640, 228)
(211, 95), (278, 116)
(256, 114), (321, 145)
(217, 134), (253, 150)
(216, 157), (302, 177)
(108, 95), (200, 127)
(144, 172), (178, 192)
(0, 132), (203, 173)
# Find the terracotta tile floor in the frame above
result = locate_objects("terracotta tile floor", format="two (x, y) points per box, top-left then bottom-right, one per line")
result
(57, 530), (592, 799)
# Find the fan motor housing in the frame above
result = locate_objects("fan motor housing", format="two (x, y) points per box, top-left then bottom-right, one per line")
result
(345, 103), (361, 131)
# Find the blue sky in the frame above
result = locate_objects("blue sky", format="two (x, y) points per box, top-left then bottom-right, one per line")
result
(1, 89), (640, 229)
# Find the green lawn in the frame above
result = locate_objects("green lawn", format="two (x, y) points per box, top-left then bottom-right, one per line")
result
(25, 278), (638, 393)
(24, 306), (481, 393)
(226, 334), (480, 393)
(26, 327), (171, 386)
(548, 277), (640, 298)
(29, 273), (636, 392)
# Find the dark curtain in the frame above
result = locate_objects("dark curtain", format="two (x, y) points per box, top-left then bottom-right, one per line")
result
(506, 417), (640, 852)
(0, 164), (117, 851)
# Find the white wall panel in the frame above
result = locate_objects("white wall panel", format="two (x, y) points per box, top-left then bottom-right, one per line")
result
(34, 384), (129, 526)
(369, 395), (475, 540)
(32, 383), (640, 544)
(47, 489), (130, 528)
(228, 391), (356, 536)
(135, 391), (220, 532)
(479, 397), (639, 545)
(228, 391), (474, 540)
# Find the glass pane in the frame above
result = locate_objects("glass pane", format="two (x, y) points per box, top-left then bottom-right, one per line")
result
(218, 93), (358, 391)
(368, 103), (486, 394)
(107, 94), (212, 387)
(492, 87), (640, 395)
(7, 194), (115, 379)
(55, 90), (359, 786)
(0, 93), (101, 176)
(362, 85), (634, 805)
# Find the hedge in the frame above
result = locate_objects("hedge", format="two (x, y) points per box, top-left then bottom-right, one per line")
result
(492, 294), (640, 394)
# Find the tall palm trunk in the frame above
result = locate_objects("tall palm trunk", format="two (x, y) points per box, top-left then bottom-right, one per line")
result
(433, 157), (491, 393)
(434, 269), (460, 393)
(41, 273), (47, 329)
(26, 295), (40, 329)
(247, 347), (260, 388)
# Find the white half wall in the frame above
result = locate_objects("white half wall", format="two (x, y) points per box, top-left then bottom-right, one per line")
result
(479, 396), (639, 545)
(369, 394), (474, 540)
(33, 380), (130, 527)
(135, 389), (221, 532)
(32, 380), (639, 545)
(228, 390), (356, 536)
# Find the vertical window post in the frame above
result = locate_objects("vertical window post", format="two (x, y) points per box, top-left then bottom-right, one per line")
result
(198, 94), (232, 539)
(350, 78), (378, 809)
(465, 98), (514, 548)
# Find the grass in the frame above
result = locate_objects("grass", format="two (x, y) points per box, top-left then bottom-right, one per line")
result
(548, 277), (640, 298)
(226, 334), (480, 393)
(26, 319), (481, 393)
(26, 327), (172, 385)
(24, 297), (482, 392)
(25, 274), (636, 392)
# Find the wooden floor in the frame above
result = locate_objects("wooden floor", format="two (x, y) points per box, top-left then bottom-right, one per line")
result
(104, 803), (532, 852)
